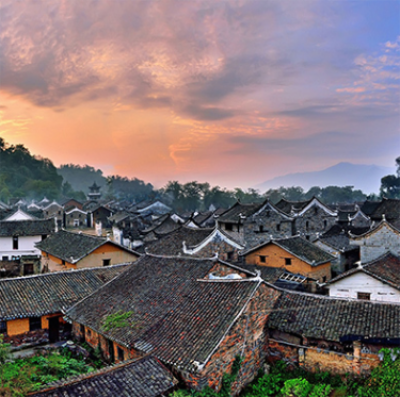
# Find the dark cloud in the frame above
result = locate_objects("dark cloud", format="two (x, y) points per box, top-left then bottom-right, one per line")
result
(182, 104), (235, 121)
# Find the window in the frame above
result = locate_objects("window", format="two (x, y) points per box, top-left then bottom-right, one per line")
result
(357, 292), (371, 301)
(29, 317), (42, 331)
(103, 259), (111, 266)
(62, 260), (66, 266)
(225, 223), (233, 231)
(323, 220), (327, 228)
(117, 346), (125, 362)
(276, 224), (281, 232)
(259, 225), (264, 232)
(322, 276), (327, 282)
(285, 258), (292, 266)
(13, 236), (18, 250)
(2, 256), (8, 261)
(24, 263), (34, 275)
(260, 255), (266, 263)
(41, 234), (47, 241)
(226, 252), (234, 261)
(0, 321), (6, 334)
(305, 221), (309, 231)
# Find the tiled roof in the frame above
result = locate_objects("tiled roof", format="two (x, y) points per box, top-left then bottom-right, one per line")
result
(0, 264), (129, 321)
(275, 198), (312, 215)
(239, 264), (284, 283)
(0, 218), (55, 236)
(218, 201), (264, 223)
(370, 198), (400, 221)
(273, 236), (334, 265)
(145, 226), (213, 256)
(268, 291), (400, 342)
(35, 230), (138, 263)
(65, 255), (263, 371)
(327, 252), (400, 290)
(29, 356), (177, 397)
(322, 224), (370, 237)
(360, 200), (382, 216)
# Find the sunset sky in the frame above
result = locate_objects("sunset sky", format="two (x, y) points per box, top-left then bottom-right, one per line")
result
(0, 0), (399, 189)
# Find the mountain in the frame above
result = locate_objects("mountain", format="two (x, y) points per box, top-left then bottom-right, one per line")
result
(255, 162), (396, 194)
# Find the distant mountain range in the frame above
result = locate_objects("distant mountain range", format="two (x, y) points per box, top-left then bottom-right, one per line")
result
(255, 162), (396, 194)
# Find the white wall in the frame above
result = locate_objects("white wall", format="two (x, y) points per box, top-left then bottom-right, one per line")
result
(328, 272), (400, 303)
(0, 235), (42, 259)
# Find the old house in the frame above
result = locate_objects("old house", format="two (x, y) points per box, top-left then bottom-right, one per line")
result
(36, 230), (140, 272)
(29, 356), (177, 397)
(313, 224), (368, 275)
(275, 197), (337, 239)
(64, 208), (88, 228)
(368, 198), (400, 228)
(266, 291), (400, 376)
(0, 218), (55, 276)
(350, 219), (400, 263)
(242, 236), (334, 282)
(87, 205), (113, 228)
(43, 201), (64, 228)
(0, 264), (128, 346)
(64, 255), (281, 393)
(61, 198), (83, 212)
(326, 252), (400, 302)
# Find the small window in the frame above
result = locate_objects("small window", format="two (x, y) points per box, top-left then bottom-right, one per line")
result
(259, 225), (264, 232)
(13, 236), (18, 250)
(29, 317), (42, 331)
(2, 256), (8, 261)
(103, 259), (111, 266)
(0, 321), (7, 334)
(226, 251), (234, 261)
(357, 292), (371, 301)
(117, 346), (125, 362)
(260, 255), (266, 263)
(305, 221), (309, 231)
(62, 260), (66, 266)
(41, 234), (47, 241)
(324, 220), (327, 228)
(225, 223), (233, 231)
(322, 276), (327, 282)
(24, 263), (34, 275)
(87, 329), (91, 336)
(285, 258), (292, 266)
(276, 224), (281, 232)
(80, 324), (85, 334)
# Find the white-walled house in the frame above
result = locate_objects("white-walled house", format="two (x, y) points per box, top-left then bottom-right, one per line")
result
(326, 252), (400, 303)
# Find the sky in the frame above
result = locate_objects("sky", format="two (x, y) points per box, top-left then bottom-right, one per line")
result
(0, 0), (399, 189)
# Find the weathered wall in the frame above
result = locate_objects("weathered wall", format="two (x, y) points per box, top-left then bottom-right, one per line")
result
(183, 284), (281, 394)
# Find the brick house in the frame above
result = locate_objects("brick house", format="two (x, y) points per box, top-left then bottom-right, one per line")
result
(350, 219), (400, 263)
(242, 236), (334, 282)
(36, 230), (140, 272)
(0, 265), (128, 347)
(266, 291), (400, 376)
(64, 255), (281, 393)
(64, 208), (88, 228)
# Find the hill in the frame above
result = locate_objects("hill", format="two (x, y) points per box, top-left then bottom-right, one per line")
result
(255, 162), (395, 194)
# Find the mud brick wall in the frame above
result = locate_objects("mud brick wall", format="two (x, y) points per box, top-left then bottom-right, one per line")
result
(183, 284), (281, 394)
(193, 240), (241, 262)
(4, 329), (49, 347)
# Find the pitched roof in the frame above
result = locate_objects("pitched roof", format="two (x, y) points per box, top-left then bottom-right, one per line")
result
(360, 200), (382, 216)
(350, 219), (400, 239)
(65, 255), (264, 371)
(370, 198), (400, 221)
(28, 356), (177, 397)
(145, 226), (213, 256)
(268, 291), (400, 342)
(0, 218), (55, 237)
(218, 201), (264, 223)
(35, 230), (139, 263)
(0, 264), (129, 321)
(327, 252), (400, 290)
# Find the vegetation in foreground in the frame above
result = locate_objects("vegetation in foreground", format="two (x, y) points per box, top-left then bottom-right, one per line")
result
(0, 337), (97, 397)
(173, 348), (400, 397)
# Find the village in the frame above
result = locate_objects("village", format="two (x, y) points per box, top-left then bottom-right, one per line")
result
(0, 182), (399, 396)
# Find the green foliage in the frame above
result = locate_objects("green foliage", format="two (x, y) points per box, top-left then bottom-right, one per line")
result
(0, 349), (93, 397)
(102, 310), (133, 331)
(0, 334), (11, 365)
(379, 156), (400, 199)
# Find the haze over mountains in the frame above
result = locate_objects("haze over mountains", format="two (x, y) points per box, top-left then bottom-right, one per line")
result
(255, 163), (395, 195)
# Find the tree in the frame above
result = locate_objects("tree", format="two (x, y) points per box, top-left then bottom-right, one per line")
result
(380, 156), (400, 199)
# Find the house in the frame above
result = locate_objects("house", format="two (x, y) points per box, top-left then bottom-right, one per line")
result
(2, 207), (37, 221)
(64, 255), (281, 393)
(0, 218), (55, 275)
(275, 197), (337, 239)
(326, 252), (400, 302)
(0, 264), (129, 346)
(132, 200), (172, 217)
(350, 219), (400, 263)
(336, 208), (371, 229)
(217, 200), (294, 248)
(36, 230), (140, 272)
(29, 356), (178, 397)
(61, 198), (83, 212)
(313, 224), (368, 275)
(368, 198), (400, 228)
(43, 201), (64, 228)
(266, 291), (400, 376)
(87, 205), (113, 228)
(242, 236), (334, 282)
(64, 208), (88, 228)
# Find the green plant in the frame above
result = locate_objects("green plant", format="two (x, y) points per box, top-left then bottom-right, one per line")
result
(0, 334), (10, 365)
(102, 310), (133, 331)
(281, 378), (313, 397)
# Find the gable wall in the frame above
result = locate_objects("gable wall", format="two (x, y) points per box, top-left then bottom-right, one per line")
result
(328, 272), (400, 302)
(0, 235), (42, 258)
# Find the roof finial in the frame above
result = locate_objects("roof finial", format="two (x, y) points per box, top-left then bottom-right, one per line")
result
(382, 214), (386, 221)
